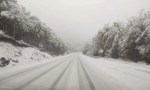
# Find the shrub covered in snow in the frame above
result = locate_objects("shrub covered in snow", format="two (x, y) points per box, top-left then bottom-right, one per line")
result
(0, 57), (10, 67)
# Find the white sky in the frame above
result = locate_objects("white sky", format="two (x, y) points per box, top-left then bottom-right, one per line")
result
(18, 0), (150, 49)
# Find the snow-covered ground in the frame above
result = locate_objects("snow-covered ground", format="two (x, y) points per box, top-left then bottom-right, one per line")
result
(80, 55), (150, 90)
(0, 42), (52, 68)
(0, 53), (150, 90)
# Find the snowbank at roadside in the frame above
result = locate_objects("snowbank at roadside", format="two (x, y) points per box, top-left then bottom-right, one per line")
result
(0, 42), (52, 67)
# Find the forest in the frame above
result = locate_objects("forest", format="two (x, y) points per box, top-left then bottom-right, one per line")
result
(0, 0), (66, 55)
(83, 10), (150, 64)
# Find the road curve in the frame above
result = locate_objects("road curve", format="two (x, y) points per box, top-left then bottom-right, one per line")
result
(0, 53), (150, 90)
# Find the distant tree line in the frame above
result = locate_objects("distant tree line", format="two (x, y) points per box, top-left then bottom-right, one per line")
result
(83, 10), (150, 64)
(0, 0), (66, 55)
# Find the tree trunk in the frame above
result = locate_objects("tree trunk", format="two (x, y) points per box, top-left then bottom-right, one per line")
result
(13, 24), (15, 38)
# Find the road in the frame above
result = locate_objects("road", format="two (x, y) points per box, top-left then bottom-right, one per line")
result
(0, 53), (150, 90)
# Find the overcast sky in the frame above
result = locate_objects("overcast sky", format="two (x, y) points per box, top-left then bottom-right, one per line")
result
(18, 0), (150, 49)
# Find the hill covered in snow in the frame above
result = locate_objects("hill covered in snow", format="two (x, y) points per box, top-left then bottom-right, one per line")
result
(0, 0), (68, 67)
(0, 0), (66, 67)
(0, 31), (52, 67)
(0, 0), (66, 55)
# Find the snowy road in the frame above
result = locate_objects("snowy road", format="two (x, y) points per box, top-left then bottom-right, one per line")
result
(0, 53), (150, 90)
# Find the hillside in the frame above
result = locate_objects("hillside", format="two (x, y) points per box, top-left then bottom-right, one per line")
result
(0, 0), (66, 55)
(0, 31), (52, 67)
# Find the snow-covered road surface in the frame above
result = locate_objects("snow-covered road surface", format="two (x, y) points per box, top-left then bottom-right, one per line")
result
(0, 53), (150, 90)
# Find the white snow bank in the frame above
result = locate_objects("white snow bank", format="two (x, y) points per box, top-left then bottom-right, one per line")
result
(0, 42), (52, 67)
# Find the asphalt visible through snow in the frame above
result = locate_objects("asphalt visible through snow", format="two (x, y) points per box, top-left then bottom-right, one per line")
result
(0, 53), (150, 90)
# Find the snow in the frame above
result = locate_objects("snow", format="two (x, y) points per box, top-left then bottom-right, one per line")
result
(0, 42), (52, 68)
(0, 53), (150, 90)
(0, 30), (5, 35)
(80, 54), (150, 90)
(0, 11), (13, 19)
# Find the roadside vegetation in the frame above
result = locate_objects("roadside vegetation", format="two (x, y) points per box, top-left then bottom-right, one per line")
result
(83, 10), (150, 64)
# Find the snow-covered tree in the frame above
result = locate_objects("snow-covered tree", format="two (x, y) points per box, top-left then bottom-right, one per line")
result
(83, 9), (150, 63)
(0, 0), (66, 55)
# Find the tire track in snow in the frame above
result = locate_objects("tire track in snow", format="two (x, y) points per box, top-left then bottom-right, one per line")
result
(49, 58), (73, 90)
(76, 56), (91, 90)
(0, 55), (71, 83)
(15, 58), (71, 90)
(78, 56), (96, 90)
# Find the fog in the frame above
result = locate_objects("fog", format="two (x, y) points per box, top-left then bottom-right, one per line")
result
(18, 0), (150, 50)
